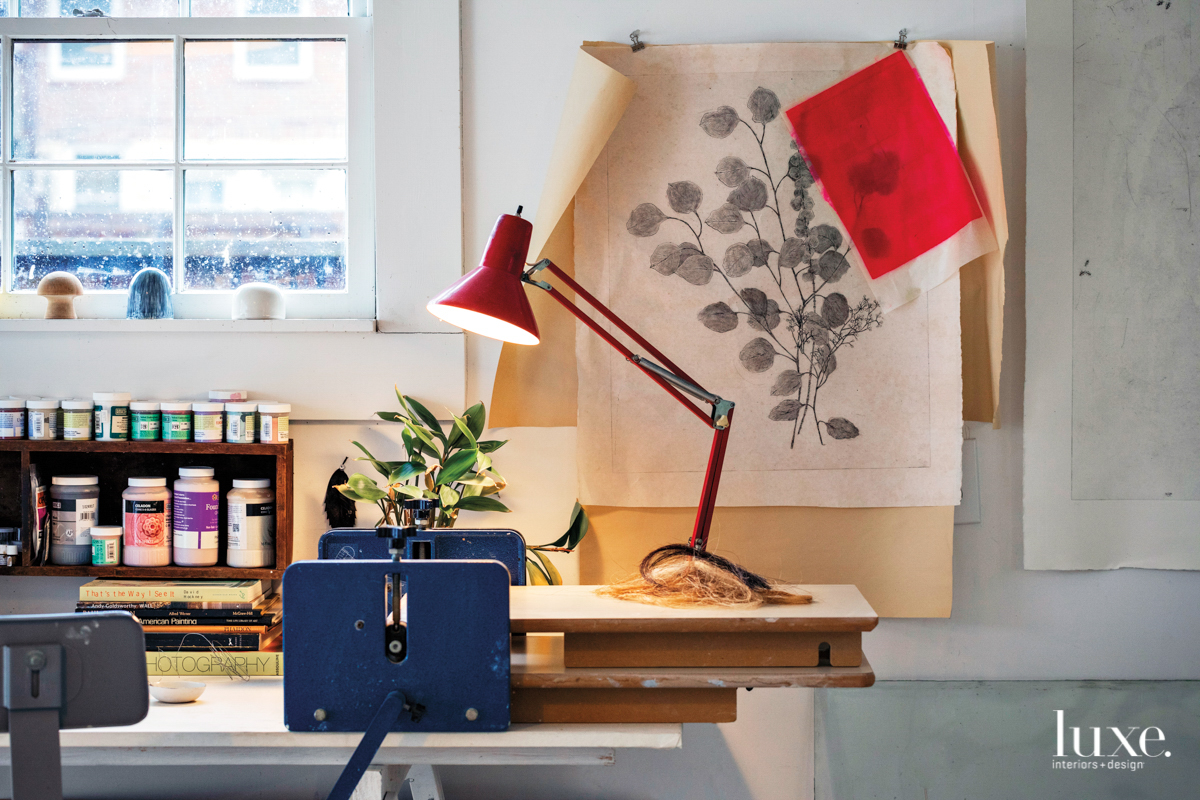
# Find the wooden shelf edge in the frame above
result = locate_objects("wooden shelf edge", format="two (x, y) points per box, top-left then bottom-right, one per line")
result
(0, 440), (290, 455)
(0, 566), (283, 580)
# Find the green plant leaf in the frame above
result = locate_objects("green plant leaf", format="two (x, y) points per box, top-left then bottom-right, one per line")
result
(463, 401), (486, 439)
(531, 549), (563, 585)
(395, 485), (425, 499)
(350, 441), (393, 479)
(541, 501), (590, 550)
(460, 482), (483, 498)
(453, 417), (478, 448)
(346, 473), (388, 503)
(387, 462), (424, 483)
(477, 439), (508, 454)
(445, 414), (468, 450)
(436, 449), (479, 486)
(438, 485), (460, 508)
(375, 411), (407, 423)
(404, 420), (438, 451)
(454, 495), (511, 513)
(402, 395), (446, 441)
(336, 484), (369, 503)
(526, 556), (551, 585)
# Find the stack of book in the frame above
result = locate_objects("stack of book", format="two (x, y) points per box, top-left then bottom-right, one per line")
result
(76, 579), (281, 654)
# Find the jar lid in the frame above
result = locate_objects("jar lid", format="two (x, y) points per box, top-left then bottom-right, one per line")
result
(179, 467), (215, 478)
(129, 401), (160, 411)
(160, 401), (192, 412)
(61, 399), (95, 410)
(128, 477), (167, 487)
(225, 402), (257, 412)
(192, 402), (224, 412)
(0, 398), (26, 409)
(232, 479), (272, 489)
(52, 475), (99, 485)
(92, 392), (132, 403)
(209, 390), (249, 401)
(257, 403), (291, 413)
(89, 526), (122, 537)
(25, 399), (61, 409)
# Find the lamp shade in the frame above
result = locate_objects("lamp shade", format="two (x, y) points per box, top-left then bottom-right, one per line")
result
(427, 213), (541, 345)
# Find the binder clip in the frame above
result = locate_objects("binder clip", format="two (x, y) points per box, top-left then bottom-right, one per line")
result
(630, 30), (646, 52)
(894, 28), (909, 50)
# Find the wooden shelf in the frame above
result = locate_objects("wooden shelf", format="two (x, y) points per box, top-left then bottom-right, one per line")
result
(0, 439), (288, 455)
(0, 438), (293, 580)
(1, 565), (282, 579)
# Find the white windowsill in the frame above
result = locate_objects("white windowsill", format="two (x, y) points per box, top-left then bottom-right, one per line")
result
(0, 318), (378, 333)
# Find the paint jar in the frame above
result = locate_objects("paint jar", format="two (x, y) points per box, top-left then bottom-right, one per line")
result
(209, 390), (249, 402)
(90, 526), (122, 566)
(93, 392), (131, 441)
(174, 467), (219, 567)
(26, 399), (60, 440)
(258, 403), (290, 443)
(224, 402), (257, 444)
(123, 477), (172, 567)
(161, 402), (192, 442)
(0, 398), (26, 440)
(226, 479), (275, 568)
(130, 402), (161, 441)
(61, 399), (95, 440)
(50, 475), (99, 566)
(192, 402), (224, 443)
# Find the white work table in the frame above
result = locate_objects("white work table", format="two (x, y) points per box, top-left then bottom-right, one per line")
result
(0, 677), (680, 768)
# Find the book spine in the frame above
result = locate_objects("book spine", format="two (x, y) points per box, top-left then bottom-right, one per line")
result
(144, 633), (265, 649)
(146, 651), (283, 677)
(79, 608), (275, 624)
(137, 615), (275, 627)
(77, 601), (263, 611)
(141, 625), (270, 634)
(79, 588), (261, 602)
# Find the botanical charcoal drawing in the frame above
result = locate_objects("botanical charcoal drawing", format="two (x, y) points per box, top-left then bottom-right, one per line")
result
(626, 87), (882, 446)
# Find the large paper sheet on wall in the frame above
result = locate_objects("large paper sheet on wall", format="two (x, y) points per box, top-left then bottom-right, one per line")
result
(574, 42), (961, 508)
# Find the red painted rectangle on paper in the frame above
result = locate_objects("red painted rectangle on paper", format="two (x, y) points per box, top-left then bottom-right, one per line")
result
(785, 51), (982, 279)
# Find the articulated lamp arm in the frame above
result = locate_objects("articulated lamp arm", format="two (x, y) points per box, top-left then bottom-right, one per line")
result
(522, 259), (734, 551)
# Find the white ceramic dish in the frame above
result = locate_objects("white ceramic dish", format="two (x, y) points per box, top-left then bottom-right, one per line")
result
(149, 680), (206, 704)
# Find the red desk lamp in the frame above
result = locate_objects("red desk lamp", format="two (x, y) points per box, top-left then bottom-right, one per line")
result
(428, 209), (732, 553)
(430, 209), (808, 607)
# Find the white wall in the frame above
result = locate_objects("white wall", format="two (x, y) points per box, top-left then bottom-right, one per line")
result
(8, 1), (1200, 798)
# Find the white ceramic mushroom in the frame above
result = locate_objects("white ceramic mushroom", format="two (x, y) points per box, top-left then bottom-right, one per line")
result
(36, 272), (85, 319)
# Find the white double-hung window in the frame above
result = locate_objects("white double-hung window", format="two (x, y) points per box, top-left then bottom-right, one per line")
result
(0, 0), (374, 320)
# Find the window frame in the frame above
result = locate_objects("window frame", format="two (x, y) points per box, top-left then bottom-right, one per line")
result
(0, 14), (375, 320)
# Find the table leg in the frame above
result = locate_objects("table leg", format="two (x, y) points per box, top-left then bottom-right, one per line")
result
(403, 764), (445, 800)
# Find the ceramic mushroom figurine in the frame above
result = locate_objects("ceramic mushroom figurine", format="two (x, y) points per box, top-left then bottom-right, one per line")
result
(37, 271), (85, 319)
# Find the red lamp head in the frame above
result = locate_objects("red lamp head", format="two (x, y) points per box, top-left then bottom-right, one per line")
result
(427, 213), (541, 345)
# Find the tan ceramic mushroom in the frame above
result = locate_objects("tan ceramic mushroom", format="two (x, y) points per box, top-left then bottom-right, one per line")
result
(37, 272), (84, 319)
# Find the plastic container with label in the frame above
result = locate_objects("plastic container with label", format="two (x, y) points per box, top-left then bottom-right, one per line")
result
(227, 479), (275, 568)
(258, 403), (290, 443)
(224, 402), (257, 444)
(130, 402), (161, 441)
(90, 526), (122, 566)
(62, 399), (95, 440)
(93, 392), (131, 441)
(50, 475), (99, 565)
(123, 477), (172, 566)
(26, 399), (60, 440)
(173, 467), (219, 567)
(209, 390), (249, 402)
(0, 398), (26, 439)
(192, 403), (224, 443)
(161, 402), (192, 442)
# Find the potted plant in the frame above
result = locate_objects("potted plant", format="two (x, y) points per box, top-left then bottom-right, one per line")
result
(335, 389), (588, 584)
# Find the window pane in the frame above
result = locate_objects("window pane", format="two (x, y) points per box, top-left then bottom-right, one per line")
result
(190, 0), (346, 16)
(184, 40), (347, 160)
(12, 169), (174, 292)
(13, 41), (175, 161)
(184, 169), (345, 291)
(20, 0), (178, 17)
